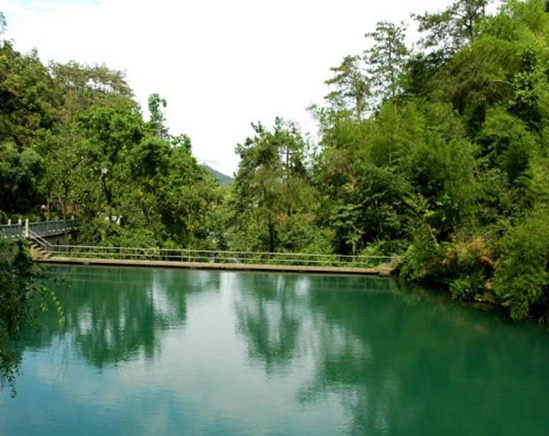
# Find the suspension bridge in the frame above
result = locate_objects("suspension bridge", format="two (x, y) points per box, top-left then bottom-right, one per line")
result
(1, 218), (396, 276)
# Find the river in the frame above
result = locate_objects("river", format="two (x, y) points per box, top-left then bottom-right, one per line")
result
(1, 265), (548, 435)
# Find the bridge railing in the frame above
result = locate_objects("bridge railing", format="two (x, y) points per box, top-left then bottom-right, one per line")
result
(0, 218), (77, 239)
(44, 244), (395, 268)
(0, 223), (23, 238)
(28, 218), (77, 236)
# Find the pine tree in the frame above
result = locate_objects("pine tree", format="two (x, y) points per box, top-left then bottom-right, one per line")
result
(364, 21), (409, 103)
(325, 55), (370, 119)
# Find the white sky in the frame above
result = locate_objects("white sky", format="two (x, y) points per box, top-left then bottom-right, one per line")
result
(0, 0), (454, 175)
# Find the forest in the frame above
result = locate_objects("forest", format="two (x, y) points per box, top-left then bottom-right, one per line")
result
(2, 0), (549, 322)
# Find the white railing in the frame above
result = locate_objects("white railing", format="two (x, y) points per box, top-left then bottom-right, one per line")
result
(3, 219), (395, 269)
(0, 218), (77, 239)
(43, 244), (396, 268)
(27, 228), (54, 251)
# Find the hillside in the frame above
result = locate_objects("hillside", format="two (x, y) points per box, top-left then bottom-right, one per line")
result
(204, 165), (233, 185)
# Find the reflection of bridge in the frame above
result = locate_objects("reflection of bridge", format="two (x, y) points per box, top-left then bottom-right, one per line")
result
(1, 218), (396, 276)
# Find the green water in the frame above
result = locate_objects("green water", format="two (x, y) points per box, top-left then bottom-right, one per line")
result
(1, 266), (549, 436)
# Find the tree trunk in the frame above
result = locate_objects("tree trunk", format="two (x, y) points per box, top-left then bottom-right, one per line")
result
(58, 190), (68, 253)
(268, 216), (276, 253)
(101, 174), (112, 206)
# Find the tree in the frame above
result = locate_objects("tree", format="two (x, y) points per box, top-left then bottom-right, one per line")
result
(0, 42), (57, 214)
(412, 0), (491, 60)
(148, 93), (169, 139)
(364, 21), (409, 103)
(50, 61), (134, 114)
(493, 208), (549, 320)
(77, 101), (144, 207)
(42, 62), (136, 226)
(325, 55), (370, 119)
(0, 142), (43, 212)
(231, 118), (317, 252)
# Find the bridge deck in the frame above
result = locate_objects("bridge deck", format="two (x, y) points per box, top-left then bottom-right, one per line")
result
(37, 256), (389, 276)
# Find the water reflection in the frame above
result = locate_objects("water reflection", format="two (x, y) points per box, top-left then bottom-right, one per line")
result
(231, 273), (549, 436)
(234, 274), (305, 374)
(25, 267), (221, 368)
(3, 267), (549, 436)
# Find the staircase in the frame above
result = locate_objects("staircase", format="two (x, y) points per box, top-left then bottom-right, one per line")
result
(29, 240), (52, 260)
(27, 229), (54, 260)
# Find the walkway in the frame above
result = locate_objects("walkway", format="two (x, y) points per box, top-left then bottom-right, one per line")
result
(37, 256), (392, 276)
(1, 219), (396, 275)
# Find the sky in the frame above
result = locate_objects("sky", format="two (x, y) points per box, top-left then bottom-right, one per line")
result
(0, 0), (454, 175)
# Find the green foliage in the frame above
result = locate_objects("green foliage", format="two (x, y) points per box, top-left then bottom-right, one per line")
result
(315, 0), (549, 321)
(325, 55), (370, 119)
(493, 209), (549, 320)
(365, 21), (409, 102)
(71, 101), (220, 248)
(443, 236), (495, 300)
(0, 239), (51, 396)
(0, 35), (223, 250)
(230, 118), (317, 252)
(50, 61), (134, 115)
(397, 224), (444, 282)
(147, 93), (169, 139)
(480, 107), (535, 183)
(0, 142), (43, 211)
(0, 42), (56, 213)
(413, 0), (491, 60)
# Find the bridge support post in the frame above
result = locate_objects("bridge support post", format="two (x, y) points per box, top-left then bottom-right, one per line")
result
(24, 219), (29, 238)
(7, 219), (10, 225)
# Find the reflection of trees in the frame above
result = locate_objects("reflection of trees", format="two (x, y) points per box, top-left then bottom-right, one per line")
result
(305, 282), (549, 435)
(234, 274), (306, 374)
(233, 274), (397, 375)
(0, 339), (24, 397)
(234, 273), (549, 436)
(22, 266), (220, 369)
(12, 268), (549, 434)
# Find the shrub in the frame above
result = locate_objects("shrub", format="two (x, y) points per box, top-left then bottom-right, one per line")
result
(397, 224), (444, 282)
(443, 236), (495, 301)
(493, 209), (549, 320)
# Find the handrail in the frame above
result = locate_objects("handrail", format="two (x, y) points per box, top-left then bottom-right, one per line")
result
(0, 218), (77, 240)
(42, 244), (393, 260)
(52, 252), (384, 265)
(27, 228), (53, 250)
(4, 220), (396, 269)
(44, 243), (396, 268)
